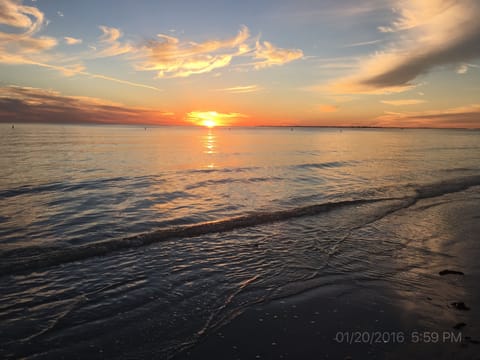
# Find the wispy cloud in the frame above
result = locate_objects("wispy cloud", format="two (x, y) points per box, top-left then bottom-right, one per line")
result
(254, 40), (303, 69)
(215, 85), (262, 94)
(375, 104), (480, 128)
(16, 58), (161, 90)
(455, 62), (480, 74)
(64, 36), (82, 45)
(311, 57), (357, 71)
(327, 0), (480, 94)
(271, 0), (385, 24)
(381, 99), (426, 106)
(0, 85), (173, 124)
(136, 26), (250, 78)
(1, 1), (303, 95)
(456, 64), (469, 74)
(0, 0), (44, 31)
(342, 39), (382, 48)
(95, 25), (134, 57)
(137, 26), (303, 78)
(0, 1), (160, 91)
(0, 0), (57, 64)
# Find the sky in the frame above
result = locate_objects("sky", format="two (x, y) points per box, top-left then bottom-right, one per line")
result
(0, 0), (479, 128)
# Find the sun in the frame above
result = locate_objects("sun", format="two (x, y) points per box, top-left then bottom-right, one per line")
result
(202, 119), (216, 128)
(187, 111), (230, 127)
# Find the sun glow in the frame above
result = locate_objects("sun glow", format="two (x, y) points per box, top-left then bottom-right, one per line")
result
(202, 119), (216, 128)
(186, 110), (247, 127)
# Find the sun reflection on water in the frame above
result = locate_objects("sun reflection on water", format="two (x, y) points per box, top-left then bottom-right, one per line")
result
(203, 129), (217, 155)
(202, 128), (217, 169)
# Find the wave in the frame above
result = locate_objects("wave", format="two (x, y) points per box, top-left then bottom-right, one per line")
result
(0, 168), (263, 199)
(185, 176), (283, 190)
(0, 198), (384, 275)
(414, 174), (480, 200)
(292, 161), (352, 170)
(186, 166), (260, 174)
(0, 176), (163, 199)
(1, 174), (480, 276)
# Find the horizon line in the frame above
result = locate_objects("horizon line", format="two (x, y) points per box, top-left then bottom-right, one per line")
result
(3, 121), (479, 131)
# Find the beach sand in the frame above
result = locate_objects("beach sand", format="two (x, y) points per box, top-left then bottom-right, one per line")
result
(177, 186), (480, 360)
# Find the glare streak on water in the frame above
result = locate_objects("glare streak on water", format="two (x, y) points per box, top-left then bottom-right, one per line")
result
(0, 124), (480, 358)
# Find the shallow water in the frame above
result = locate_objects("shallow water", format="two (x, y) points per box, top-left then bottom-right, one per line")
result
(0, 125), (479, 358)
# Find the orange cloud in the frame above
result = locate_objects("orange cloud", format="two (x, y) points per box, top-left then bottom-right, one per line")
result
(137, 26), (250, 78)
(254, 40), (303, 69)
(0, 1), (159, 91)
(0, 0), (57, 64)
(326, 0), (480, 94)
(0, 0), (44, 32)
(94, 25), (134, 57)
(381, 99), (426, 106)
(377, 0), (454, 33)
(64, 36), (82, 45)
(137, 26), (303, 78)
(0, 85), (173, 125)
(375, 104), (480, 128)
(215, 85), (262, 94)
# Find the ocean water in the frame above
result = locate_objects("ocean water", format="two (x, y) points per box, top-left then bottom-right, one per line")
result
(1, 124), (479, 358)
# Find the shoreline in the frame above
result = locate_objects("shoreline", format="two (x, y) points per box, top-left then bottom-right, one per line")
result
(177, 187), (480, 360)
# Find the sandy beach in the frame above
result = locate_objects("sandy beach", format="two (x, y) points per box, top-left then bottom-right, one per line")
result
(178, 186), (480, 360)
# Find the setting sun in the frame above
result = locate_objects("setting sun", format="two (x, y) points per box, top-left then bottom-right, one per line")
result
(202, 119), (216, 128)
(186, 111), (248, 127)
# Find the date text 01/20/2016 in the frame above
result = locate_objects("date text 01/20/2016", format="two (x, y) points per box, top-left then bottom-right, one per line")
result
(334, 331), (462, 345)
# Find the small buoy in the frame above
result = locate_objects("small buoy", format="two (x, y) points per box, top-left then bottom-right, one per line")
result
(12, 124), (14, 129)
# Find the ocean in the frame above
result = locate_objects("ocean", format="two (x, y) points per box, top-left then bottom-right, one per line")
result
(1, 124), (479, 359)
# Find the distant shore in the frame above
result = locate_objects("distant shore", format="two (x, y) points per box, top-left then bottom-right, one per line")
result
(2, 122), (479, 131)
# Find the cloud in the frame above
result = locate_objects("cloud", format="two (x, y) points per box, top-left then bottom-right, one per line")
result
(64, 36), (82, 45)
(342, 39), (382, 48)
(94, 25), (135, 57)
(216, 85), (262, 94)
(374, 104), (480, 128)
(137, 26), (303, 78)
(254, 40), (303, 69)
(14, 59), (161, 90)
(456, 64), (469, 74)
(45, 62), (86, 77)
(186, 111), (247, 126)
(381, 99), (426, 106)
(0, 2), (158, 92)
(455, 62), (480, 74)
(137, 26), (250, 78)
(0, 0), (57, 64)
(271, 0), (385, 24)
(327, 0), (480, 94)
(309, 57), (357, 71)
(0, 0), (43, 31)
(1, 2), (303, 90)
(0, 85), (173, 124)
(99, 25), (121, 43)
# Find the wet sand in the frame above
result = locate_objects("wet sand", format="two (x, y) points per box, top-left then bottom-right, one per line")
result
(177, 186), (480, 360)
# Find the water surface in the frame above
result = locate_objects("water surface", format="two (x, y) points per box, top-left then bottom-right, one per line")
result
(1, 125), (479, 358)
